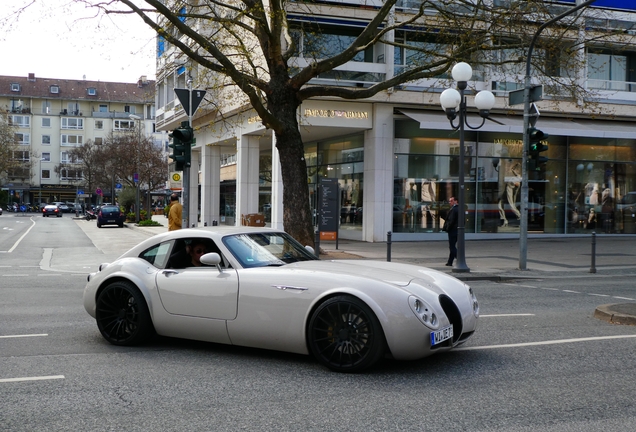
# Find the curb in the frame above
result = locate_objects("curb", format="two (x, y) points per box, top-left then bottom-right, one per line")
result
(594, 303), (636, 326)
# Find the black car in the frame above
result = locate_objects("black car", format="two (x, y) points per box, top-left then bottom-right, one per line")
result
(42, 204), (62, 217)
(97, 205), (125, 228)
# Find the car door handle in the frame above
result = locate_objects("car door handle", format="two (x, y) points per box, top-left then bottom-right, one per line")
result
(162, 270), (180, 277)
(272, 285), (308, 291)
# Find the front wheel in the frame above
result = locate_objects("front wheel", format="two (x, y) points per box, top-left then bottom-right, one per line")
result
(307, 295), (386, 373)
(95, 281), (153, 346)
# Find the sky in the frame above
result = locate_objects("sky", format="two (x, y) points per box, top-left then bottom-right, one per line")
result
(0, 0), (156, 83)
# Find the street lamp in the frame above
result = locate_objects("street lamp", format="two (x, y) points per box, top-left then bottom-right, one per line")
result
(129, 114), (142, 223)
(440, 62), (496, 273)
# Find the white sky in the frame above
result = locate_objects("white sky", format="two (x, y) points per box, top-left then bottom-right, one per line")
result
(0, 0), (156, 83)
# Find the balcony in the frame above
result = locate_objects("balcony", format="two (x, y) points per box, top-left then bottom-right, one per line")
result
(92, 111), (141, 119)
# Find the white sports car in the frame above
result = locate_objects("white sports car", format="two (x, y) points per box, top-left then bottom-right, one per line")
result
(83, 226), (479, 372)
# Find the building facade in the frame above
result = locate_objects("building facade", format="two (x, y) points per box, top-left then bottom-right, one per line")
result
(154, 1), (636, 242)
(0, 73), (158, 206)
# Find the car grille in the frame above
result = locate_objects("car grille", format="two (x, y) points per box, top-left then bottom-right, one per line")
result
(438, 294), (462, 343)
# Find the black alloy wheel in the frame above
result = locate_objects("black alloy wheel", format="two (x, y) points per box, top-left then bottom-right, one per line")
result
(95, 281), (153, 346)
(308, 295), (386, 373)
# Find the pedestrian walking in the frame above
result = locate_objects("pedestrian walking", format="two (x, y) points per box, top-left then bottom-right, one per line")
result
(444, 196), (459, 266)
(168, 193), (182, 231)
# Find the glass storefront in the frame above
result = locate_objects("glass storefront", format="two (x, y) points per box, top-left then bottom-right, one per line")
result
(306, 134), (364, 231)
(394, 119), (636, 235)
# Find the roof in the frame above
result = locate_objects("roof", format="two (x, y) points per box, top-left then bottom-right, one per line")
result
(0, 74), (155, 104)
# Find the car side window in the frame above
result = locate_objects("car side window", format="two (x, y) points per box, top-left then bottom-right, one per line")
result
(139, 241), (173, 268)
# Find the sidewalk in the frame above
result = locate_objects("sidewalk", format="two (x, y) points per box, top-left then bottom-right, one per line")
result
(131, 215), (636, 324)
(139, 215), (636, 279)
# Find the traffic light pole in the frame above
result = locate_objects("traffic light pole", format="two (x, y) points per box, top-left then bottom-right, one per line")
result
(183, 77), (193, 229)
(519, 0), (596, 270)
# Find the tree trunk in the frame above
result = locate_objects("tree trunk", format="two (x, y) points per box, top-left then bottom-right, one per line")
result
(274, 124), (314, 248)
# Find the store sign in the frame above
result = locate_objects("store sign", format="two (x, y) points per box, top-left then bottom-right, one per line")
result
(303, 109), (369, 120)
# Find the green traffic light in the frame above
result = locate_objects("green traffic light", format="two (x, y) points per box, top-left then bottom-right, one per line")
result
(528, 127), (549, 162)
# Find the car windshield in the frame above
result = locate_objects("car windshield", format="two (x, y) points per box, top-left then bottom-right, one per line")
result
(223, 232), (317, 268)
(101, 206), (119, 212)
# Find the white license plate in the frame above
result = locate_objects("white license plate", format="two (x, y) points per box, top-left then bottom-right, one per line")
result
(431, 325), (453, 346)
(107, 219), (115, 223)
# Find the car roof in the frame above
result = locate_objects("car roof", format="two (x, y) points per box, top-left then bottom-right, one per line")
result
(119, 226), (287, 258)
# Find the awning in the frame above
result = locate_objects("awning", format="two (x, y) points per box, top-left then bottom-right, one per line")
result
(397, 109), (635, 139)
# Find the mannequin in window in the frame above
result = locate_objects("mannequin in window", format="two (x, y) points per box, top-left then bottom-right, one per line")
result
(497, 161), (521, 227)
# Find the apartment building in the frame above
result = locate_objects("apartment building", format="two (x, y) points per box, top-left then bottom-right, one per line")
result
(0, 73), (158, 205)
(154, 0), (636, 241)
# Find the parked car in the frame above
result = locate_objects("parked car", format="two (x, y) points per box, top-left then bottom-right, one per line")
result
(52, 202), (71, 213)
(0, 206), (3, 215)
(83, 226), (479, 372)
(42, 204), (62, 217)
(97, 205), (126, 228)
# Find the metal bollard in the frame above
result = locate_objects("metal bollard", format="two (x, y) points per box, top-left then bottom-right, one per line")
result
(204, 221), (208, 226)
(387, 231), (392, 262)
(590, 232), (596, 273)
(315, 231), (320, 259)
(212, 220), (218, 226)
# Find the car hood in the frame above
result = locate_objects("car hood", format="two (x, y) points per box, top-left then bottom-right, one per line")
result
(289, 259), (455, 290)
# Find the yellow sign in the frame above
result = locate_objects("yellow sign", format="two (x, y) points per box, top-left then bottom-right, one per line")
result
(172, 173), (181, 182)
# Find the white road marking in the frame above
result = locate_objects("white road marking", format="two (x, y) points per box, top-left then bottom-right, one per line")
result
(2, 274), (29, 277)
(480, 314), (535, 317)
(457, 334), (636, 351)
(0, 375), (64, 383)
(37, 273), (62, 276)
(5, 217), (37, 253)
(0, 334), (48, 339)
(505, 282), (629, 301)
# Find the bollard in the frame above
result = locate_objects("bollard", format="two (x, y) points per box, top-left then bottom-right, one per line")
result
(387, 231), (392, 262)
(204, 221), (208, 226)
(212, 220), (218, 226)
(315, 231), (320, 259)
(590, 232), (596, 273)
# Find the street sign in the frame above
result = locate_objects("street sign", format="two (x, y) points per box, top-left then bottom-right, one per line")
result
(115, 183), (122, 190)
(529, 103), (540, 127)
(96, 188), (102, 195)
(77, 189), (84, 195)
(509, 85), (543, 106)
(134, 173), (139, 184)
(174, 88), (207, 116)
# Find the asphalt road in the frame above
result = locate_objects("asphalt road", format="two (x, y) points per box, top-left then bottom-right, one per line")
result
(1, 213), (636, 431)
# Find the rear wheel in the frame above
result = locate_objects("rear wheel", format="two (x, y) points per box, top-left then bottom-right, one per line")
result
(308, 295), (386, 373)
(97, 222), (101, 228)
(95, 281), (153, 346)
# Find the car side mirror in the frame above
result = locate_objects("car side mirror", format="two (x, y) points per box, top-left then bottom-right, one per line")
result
(200, 252), (222, 271)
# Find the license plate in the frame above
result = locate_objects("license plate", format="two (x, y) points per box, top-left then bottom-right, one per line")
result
(107, 219), (115, 223)
(431, 325), (453, 346)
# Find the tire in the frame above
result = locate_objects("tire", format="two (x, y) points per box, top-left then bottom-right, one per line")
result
(97, 222), (101, 228)
(307, 295), (386, 373)
(118, 223), (124, 228)
(95, 281), (153, 346)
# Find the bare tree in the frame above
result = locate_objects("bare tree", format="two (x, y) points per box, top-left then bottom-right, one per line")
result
(78, 0), (631, 246)
(0, 109), (24, 185)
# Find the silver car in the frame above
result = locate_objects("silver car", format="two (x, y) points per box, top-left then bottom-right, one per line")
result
(83, 226), (479, 372)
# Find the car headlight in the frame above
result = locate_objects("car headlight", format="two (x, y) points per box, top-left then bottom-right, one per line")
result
(469, 286), (479, 317)
(408, 296), (439, 330)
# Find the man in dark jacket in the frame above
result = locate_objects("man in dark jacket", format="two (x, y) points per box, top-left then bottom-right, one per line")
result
(445, 196), (459, 266)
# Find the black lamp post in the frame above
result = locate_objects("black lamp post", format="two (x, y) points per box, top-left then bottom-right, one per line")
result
(440, 62), (496, 273)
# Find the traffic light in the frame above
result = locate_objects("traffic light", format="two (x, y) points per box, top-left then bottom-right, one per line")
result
(168, 121), (193, 171)
(528, 127), (549, 171)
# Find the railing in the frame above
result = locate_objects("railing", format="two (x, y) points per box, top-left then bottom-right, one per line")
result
(587, 79), (636, 92)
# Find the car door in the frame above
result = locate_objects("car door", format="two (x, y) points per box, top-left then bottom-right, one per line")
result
(155, 249), (239, 320)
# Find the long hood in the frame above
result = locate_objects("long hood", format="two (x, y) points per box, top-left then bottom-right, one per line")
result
(290, 259), (459, 292)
